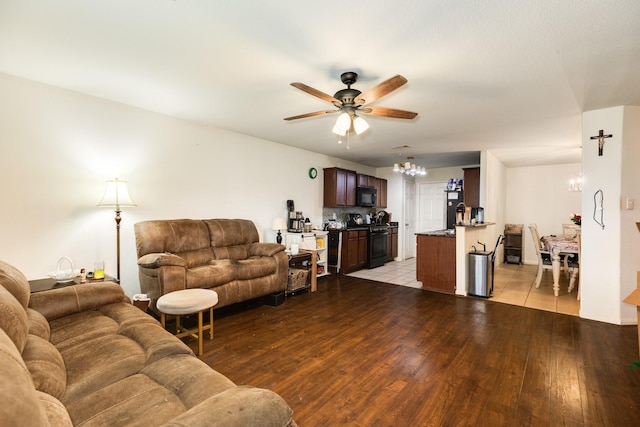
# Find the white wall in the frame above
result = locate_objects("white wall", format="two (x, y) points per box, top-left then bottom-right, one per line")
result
(481, 151), (508, 264)
(580, 106), (640, 325)
(505, 163), (582, 265)
(0, 73), (369, 297)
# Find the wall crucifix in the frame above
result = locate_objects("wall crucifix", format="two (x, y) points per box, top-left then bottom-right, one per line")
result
(590, 129), (613, 156)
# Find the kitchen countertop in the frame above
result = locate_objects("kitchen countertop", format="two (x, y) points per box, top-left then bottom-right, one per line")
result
(416, 223), (495, 237)
(416, 229), (456, 237)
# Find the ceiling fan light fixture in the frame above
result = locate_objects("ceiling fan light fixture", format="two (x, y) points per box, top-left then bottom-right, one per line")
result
(332, 122), (347, 136)
(335, 112), (351, 132)
(353, 116), (369, 135)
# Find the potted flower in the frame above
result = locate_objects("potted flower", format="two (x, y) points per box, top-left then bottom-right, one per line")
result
(570, 213), (582, 226)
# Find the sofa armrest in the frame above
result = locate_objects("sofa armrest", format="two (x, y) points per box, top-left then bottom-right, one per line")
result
(28, 282), (129, 322)
(249, 243), (285, 257)
(138, 253), (187, 268)
(163, 386), (295, 427)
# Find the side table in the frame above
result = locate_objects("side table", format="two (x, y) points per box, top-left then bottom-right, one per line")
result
(29, 275), (117, 293)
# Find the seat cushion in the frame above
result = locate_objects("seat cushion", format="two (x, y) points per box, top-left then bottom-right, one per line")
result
(186, 259), (236, 288)
(234, 257), (278, 280)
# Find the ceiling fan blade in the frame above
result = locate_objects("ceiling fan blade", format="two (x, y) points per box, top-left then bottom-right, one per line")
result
(354, 75), (408, 105)
(284, 110), (337, 121)
(290, 82), (341, 106)
(361, 106), (418, 119)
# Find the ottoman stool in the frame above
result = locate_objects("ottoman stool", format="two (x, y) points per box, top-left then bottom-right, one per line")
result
(157, 289), (218, 356)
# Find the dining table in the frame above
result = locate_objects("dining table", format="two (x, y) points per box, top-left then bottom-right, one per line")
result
(541, 235), (579, 296)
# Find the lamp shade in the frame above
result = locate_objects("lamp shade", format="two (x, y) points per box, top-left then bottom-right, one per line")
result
(335, 112), (351, 132)
(97, 179), (136, 209)
(353, 116), (369, 134)
(271, 217), (287, 231)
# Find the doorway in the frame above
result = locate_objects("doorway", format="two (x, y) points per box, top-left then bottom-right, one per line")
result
(403, 180), (416, 259)
(417, 181), (447, 232)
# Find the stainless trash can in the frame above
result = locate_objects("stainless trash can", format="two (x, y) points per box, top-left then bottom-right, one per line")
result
(468, 251), (493, 297)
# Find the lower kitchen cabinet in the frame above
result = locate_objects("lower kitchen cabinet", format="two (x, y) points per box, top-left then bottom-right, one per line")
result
(387, 226), (398, 262)
(341, 229), (368, 274)
(416, 234), (456, 294)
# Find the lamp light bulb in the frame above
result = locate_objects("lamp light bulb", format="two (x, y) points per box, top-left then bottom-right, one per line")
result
(353, 116), (369, 134)
(335, 112), (351, 132)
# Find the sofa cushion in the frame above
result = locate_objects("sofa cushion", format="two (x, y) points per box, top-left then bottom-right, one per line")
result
(205, 219), (259, 248)
(0, 329), (51, 426)
(36, 391), (74, 427)
(234, 257), (278, 280)
(22, 334), (67, 399)
(49, 310), (120, 350)
(0, 259), (31, 308)
(135, 219), (212, 256)
(65, 373), (188, 426)
(62, 333), (146, 404)
(173, 247), (215, 268)
(27, 307), (50, 340)
(187, 259), (236, 288)
(213, 244), (252, 261)
(0, 285), (29, 352)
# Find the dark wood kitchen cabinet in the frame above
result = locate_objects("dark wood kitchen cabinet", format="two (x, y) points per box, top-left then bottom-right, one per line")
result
(378, 178), (387, 208)
(463, 167), (480, 207)
(387, 226), (398, 262)
(341, 229), (368, 273)
(416, 234), (456, 294)
(324, 167), (356, 207)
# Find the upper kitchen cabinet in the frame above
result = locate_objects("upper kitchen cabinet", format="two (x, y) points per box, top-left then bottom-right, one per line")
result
(324, 167), (357, 207)
(378, 178), (387, 208)
(463, 167), (480, 207)
(357, 174), (376, 188)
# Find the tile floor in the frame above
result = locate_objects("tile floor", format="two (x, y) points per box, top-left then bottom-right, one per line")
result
(347, 258), (580, 316)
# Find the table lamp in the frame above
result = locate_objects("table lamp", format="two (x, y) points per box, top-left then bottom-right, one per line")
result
(271, 217), (287, 244)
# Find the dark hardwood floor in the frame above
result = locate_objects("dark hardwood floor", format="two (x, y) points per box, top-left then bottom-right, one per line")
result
(196, 276), (640, 426)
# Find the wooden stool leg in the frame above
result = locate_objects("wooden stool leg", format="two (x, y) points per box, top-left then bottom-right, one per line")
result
(176, 315), (182, 334)
(161, 312), (166, 330)
(209, 306), (214, 340)
(197, 310), (203, 356)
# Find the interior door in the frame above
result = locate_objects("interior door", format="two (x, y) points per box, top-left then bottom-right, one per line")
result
(404, 180), (416, 259)
(418, 182), (447, 231)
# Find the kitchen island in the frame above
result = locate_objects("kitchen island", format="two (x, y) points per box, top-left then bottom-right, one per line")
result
(416, 230), (457, 294)
(417, 223), (496, 296)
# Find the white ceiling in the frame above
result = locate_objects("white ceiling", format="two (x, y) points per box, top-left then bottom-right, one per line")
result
(1, 1), (639, 169)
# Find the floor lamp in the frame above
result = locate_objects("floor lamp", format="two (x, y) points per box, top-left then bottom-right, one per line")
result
(98, 178), (136, 282)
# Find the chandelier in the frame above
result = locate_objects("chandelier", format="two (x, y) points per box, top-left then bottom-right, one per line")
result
(393, 157), (427, 176)
(568, 175), (582, 192)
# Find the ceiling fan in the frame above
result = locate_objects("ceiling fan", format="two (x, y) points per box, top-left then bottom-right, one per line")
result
(284, 71), (418, 135)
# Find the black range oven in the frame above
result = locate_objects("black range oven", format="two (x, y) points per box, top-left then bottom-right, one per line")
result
(368, 226), (389, 268)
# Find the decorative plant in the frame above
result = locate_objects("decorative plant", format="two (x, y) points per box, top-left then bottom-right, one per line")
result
(570, 213), (582, 225)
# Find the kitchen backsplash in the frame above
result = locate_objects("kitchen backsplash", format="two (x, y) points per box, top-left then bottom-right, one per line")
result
(323, 206), (380, 224)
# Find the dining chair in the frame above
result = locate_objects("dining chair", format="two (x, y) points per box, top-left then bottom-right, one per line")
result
(560, 224), (580, 277)
(528, 224), (553, 288)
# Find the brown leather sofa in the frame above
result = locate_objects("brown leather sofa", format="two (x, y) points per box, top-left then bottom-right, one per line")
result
(135, 219), (288, 313)
(0, 259), (296, 426)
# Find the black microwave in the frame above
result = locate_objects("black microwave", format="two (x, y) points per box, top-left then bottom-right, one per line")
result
(357, 186), (377, 207)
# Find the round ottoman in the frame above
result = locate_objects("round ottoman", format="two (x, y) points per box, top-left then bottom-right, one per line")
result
(157, 289), (218, 356)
